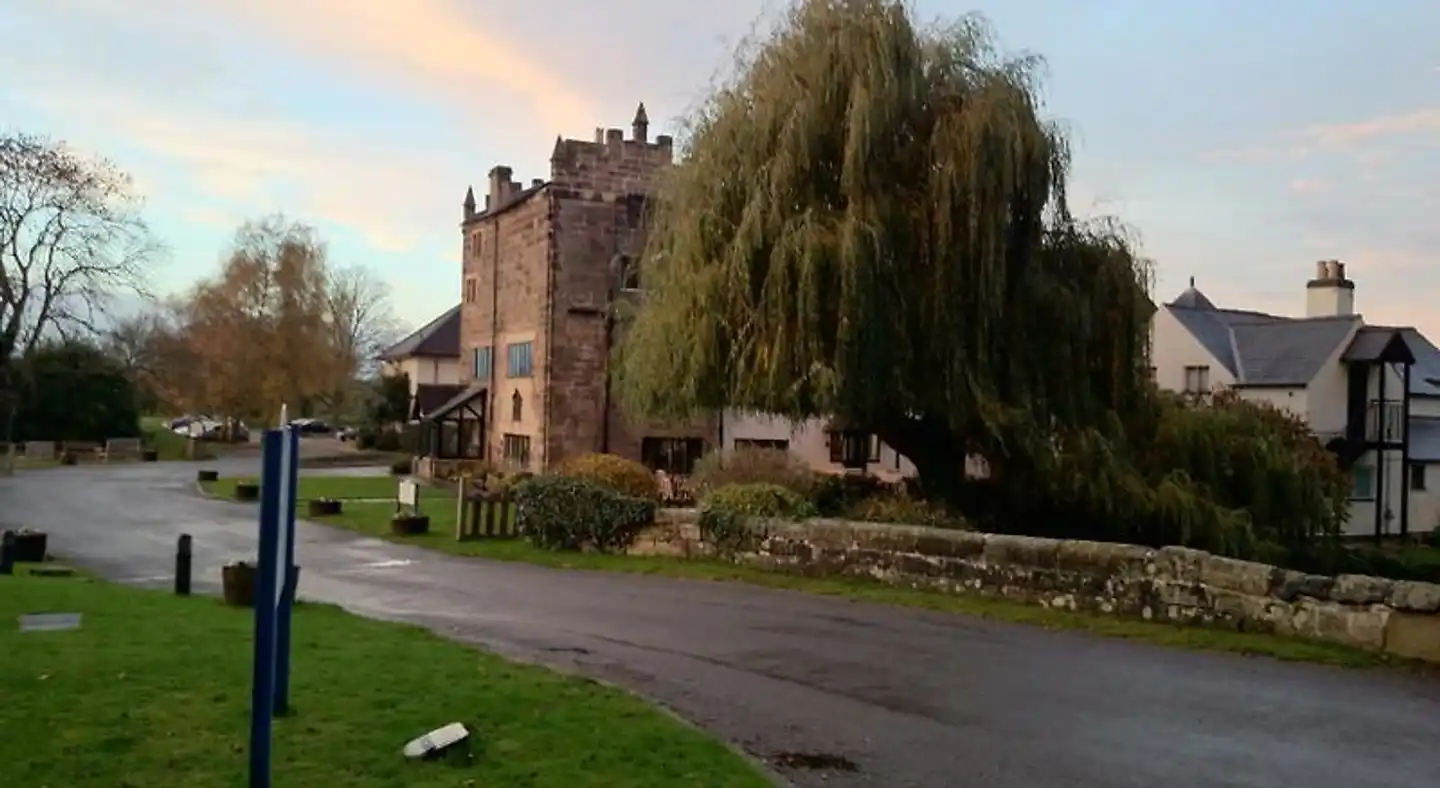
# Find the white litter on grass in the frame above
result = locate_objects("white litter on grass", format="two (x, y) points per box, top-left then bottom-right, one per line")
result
(402, 722), (470, 760)
(19, 612), (83, 632)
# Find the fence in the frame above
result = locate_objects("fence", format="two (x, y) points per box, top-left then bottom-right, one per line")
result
(454, 477), (519, 541)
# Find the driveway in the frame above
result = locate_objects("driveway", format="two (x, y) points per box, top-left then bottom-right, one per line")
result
(3, 461), (1440, 788)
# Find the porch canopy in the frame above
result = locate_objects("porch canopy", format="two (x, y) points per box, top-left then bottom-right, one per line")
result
(422, 384), (486, 459)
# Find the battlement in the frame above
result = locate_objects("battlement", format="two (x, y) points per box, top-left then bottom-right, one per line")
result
(548, 102), (673, 194)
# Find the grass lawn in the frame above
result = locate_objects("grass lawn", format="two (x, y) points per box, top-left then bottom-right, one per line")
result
(206, 475), (406, 501)
(0, 573), (771, 788)
(198, 477), (1418, 672)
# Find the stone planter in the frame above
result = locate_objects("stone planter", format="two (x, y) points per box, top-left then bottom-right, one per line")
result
(141, 449), (158, 462)
(197, 469), (219, 483)
(222, 562), (256, 607)
(391, 514), (431, 536)
(307, 498), (342, 517)
(10, 530), (47, 563)
(233, 483), (260, 502)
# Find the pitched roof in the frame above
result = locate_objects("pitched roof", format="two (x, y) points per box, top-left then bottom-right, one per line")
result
(1354, 326), (1440, 397)
(1165, 295), (1358, 386)
(410, 383), (465, 421)
(379, 305), (461, 361)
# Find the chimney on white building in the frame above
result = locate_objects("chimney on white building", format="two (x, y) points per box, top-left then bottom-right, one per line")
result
(1305, 259), (1355, 317)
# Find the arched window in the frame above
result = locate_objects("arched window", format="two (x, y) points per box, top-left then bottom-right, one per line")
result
(511, 389), (523, 422)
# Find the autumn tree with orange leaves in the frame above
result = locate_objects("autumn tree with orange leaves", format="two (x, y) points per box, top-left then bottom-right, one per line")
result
(167, 215), (397, 422)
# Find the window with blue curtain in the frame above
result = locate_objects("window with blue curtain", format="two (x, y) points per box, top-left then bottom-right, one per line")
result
(507, 341), (533, 378)
(472, 346), (492, 380)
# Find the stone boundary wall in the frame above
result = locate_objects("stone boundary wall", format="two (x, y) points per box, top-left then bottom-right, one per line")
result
(629, 510), (1440, 663)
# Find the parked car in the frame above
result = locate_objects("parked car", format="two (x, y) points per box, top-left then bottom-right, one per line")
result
(288, 418), (333, 436)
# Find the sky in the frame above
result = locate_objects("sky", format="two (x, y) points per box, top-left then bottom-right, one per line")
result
(2, 0), (1437, 337)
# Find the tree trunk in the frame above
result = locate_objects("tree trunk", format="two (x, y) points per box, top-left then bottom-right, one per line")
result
(874, 416), (970, 505)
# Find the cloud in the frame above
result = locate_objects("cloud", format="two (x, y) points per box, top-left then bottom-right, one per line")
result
(1213, 106), (1440, 164)
(45, 0), (600, 135)
(1296, 107), (1440, 148)
(18, 84), (450, 253)
(1288, 177), (1330, 195)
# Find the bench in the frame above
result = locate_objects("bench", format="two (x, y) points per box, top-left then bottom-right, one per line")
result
(22, 441), (56, 460)
(103, 437), (144, 462)
(60, 441), (104, 462)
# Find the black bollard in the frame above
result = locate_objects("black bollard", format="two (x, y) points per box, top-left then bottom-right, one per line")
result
(0, 531), (14, 576)
(175, 534), (192, 596)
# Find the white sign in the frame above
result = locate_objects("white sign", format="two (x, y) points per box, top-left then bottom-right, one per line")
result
(398, 479), (418, 508)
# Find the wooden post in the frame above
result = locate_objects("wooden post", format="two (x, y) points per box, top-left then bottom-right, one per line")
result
(455, 475), (467, 541)
(175, 534), (193, 596)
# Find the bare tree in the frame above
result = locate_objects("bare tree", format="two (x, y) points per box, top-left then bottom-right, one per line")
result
(326, 264), (400, 381)
(0, 134), (160, 373)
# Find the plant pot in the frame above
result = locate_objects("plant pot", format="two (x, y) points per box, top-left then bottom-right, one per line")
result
(141, 449), (158, 462)
(60, 452), (77, 466)
(307, 498), (342, 517)
(222, 562), (256, 607)
(233, 483), (260, 502)
(390, 514), (431, 535)
(197, 469), (219, 483)
(10, 531), (47, 563)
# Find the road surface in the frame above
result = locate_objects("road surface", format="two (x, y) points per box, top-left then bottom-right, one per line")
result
(3, 459), (1439, 788)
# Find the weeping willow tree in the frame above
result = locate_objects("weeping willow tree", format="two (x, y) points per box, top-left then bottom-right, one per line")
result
(614, 0), (1154, 499)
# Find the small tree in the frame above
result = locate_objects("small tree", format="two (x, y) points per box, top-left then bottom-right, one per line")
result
(367, 373), (411, 429)
(9, 339), (141, 442)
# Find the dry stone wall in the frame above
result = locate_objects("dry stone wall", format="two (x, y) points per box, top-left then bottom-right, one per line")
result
(630, 510), (1440, 663)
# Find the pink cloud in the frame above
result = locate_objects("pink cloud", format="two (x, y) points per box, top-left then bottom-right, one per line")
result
(1288, 177), (1330, 195)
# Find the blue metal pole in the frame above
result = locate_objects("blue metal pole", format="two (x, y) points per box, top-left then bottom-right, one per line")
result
(274, 426), (300, 715)
(248, 430), (284, 788)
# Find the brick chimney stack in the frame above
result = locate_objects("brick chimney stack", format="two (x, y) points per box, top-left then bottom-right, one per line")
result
(487, 165), (514, 210)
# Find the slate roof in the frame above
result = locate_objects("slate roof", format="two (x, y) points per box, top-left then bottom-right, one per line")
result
(378, 305), (461, 361)
(411, 383), (465, 421)
(1165, 285), (1440, 392)
(1165, 299), (1358, 386)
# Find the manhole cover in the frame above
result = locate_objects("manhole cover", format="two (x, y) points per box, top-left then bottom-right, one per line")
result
(771, 751), (859, 772)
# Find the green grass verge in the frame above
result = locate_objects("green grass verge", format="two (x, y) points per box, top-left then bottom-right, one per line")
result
(206, 475), (407, 501)
(0, 573), (772, 788)
(198, 478), (1421, 672)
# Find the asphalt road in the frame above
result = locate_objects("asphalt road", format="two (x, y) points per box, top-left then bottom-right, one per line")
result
(4, 460), (1440, 788)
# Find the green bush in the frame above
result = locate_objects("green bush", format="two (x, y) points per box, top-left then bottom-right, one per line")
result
(690, 447), (816, 496)
(845, 494), (965, 529)
(389, 457), (412, 475)
(374, 431), (402, 452)
(356, 430), (378, 450)
(553, 453), (659, 500)
(810, 473), (893, 516)
(699, 482), (816, 552)
(513, 475), (656, 552)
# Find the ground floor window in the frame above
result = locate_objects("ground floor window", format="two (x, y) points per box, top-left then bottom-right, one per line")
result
(828, 431), (881, 468)
(1350, 464), (1375, 500)
(641, 437), (706, 475)
(502, 433), (531, 469)
(1410, 463), (1428, 491)
(734, 438), (789, 452)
